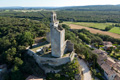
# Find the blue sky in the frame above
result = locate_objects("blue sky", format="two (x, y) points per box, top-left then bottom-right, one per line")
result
(0, 0), (120, 7)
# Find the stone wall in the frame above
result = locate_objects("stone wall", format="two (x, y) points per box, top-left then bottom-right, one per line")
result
(46, 32), (51, 43)
(28, 49), (71, 66)
(27, 49), (75, 73)
(66, 40), (74, 52)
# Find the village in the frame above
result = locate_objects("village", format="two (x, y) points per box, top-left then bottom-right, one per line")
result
(91, 41), (120, 80)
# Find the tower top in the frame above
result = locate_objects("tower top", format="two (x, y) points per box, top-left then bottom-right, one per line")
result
(51, 11), (58, 22)
(52, 11), (56, 15)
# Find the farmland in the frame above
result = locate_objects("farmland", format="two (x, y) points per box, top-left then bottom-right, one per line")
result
(65, 24), (120, 39)
(64, 22), (120, 35)
(64, 22), (114, 30)
(109, 27), (120, 34)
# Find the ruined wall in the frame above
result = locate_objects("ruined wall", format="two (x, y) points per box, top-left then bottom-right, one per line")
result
(27, 49), (71, 66)
(27, 48), (75, 73)
(46, 32), (51, 42)
(66, 40), (74, 52)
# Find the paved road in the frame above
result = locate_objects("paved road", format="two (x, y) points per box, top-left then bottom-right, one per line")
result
(78, 58), (92, 80)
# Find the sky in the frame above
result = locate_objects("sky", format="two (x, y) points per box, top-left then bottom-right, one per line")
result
(0, 0), (120, 7)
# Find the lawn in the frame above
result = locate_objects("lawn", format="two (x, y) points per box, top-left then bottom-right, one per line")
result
(64, 22), (114, 30)
(109, 27), (120, 34)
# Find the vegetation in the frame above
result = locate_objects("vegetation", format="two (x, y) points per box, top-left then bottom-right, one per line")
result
(1, 5), (120, 80)
(64, 22), (114, 30)
(109, 27), (120, 34)
(46, 58), (81, 80)
(0, 17), (49, 80)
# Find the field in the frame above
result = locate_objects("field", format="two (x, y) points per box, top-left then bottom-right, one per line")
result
(64, 22), (114, 30)
(109, 27), (120, 34)
(66, 24), (120, 39)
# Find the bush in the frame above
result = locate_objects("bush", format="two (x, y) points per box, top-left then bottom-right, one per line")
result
(105, 25), (114, 31)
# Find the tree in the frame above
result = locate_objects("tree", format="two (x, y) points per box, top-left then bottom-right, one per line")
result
(5, 48), (16, 64)
(19, 32), (34, 47)
(78, 33), (91, 44)
(55, 73), (61, 78)
(91, 53), (98, 68)
(84, 51), (89, 61)
(14, 57), (23, 66)
(91, 36), (103, 49)
(0, 38), (11, 53)
(10, 66), (24, 80)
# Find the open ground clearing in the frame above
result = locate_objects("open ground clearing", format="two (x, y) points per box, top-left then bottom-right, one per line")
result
(68, 24), (120, 39)
(64, 22), (114, 30)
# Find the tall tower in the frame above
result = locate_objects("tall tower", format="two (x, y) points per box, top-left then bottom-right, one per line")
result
(50, 12), (65, 58)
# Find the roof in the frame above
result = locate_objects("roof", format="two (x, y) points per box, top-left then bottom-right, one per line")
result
(114, 74), (120, 80)
(106, 57), (115, 67)
(101, 63), (115, 76)
(92, 49), (106, 54)
(103, 41), (112, 45)
(113, 63), (120, 73)
(104, 45), (114, 48)
(25, 75), (43, 80)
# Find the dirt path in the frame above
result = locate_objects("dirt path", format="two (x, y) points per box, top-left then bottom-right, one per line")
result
(78, 58), (92, 80)
(69, 24), (120, 39)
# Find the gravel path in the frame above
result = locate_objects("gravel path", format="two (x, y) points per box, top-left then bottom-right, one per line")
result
(78, 58), (92, 80)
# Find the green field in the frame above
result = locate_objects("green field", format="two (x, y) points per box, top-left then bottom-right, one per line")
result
(64, 22), (120, 34)
(64, 22), (114, 30)
(109, 27), (120, 34)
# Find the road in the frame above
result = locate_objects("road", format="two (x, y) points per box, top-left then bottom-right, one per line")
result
(78, 58), (92, 80)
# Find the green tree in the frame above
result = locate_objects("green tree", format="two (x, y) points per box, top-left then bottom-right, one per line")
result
(91, 36), (103, 49)
(84, 51), (89, 60)
(5, 48), (16, 64)
(10, 66), (24, 80)
(78, 33), (91, 44)
(14, 57), (23, 66)
(19, 32), (34, 47)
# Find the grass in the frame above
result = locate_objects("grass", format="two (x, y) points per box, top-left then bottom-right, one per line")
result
(109, 27), (120, 34)
(64, 22), (114, 30)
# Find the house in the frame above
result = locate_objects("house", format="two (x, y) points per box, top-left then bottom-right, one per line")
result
(97, 57), (116, 80)
(113, 63), (120, 73)
(93, 49), (120, 80)
(102, 41), (116, 50)
(92, 49), (107, 55)
(101, 63), (116, 80)
(103, 41), (112, 46)
(104, 45), (116, 50)
(114, 74), (120, 80)
(25, 75), (43, 80)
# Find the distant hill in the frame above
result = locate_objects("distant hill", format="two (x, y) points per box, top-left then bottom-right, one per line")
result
(57, 5), (120, 11)
(0, 5), (120, 11)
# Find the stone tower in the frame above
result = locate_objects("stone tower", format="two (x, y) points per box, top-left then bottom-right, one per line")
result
(50, 12), (65, 58)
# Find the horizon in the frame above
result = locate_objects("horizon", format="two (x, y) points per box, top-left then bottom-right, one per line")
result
(0, 4), (120, 8)
(0, 0), (120, 7)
